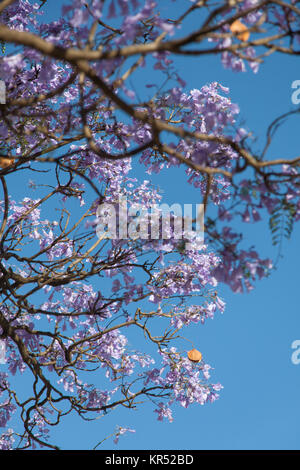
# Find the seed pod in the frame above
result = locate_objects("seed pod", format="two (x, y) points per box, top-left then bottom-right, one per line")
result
(0, 157), (14, 169)
(230, 19), (250, 42)
(187, 348), (202, 363)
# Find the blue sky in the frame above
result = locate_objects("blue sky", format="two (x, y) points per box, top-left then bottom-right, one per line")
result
(2, 0), (300, 450)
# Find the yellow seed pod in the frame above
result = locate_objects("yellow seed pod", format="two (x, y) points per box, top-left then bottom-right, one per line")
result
(230, 19), (250, 42)
(0, 157), (14, 169)
(187, 348), (202, 363)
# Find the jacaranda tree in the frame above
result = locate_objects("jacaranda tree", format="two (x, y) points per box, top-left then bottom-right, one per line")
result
(0, 0), (299, 449)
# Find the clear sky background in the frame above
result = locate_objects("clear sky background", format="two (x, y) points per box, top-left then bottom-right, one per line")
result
(2, 0), (300, 450)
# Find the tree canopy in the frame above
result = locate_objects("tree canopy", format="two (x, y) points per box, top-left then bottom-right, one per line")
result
(0, 0), (299, 449)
